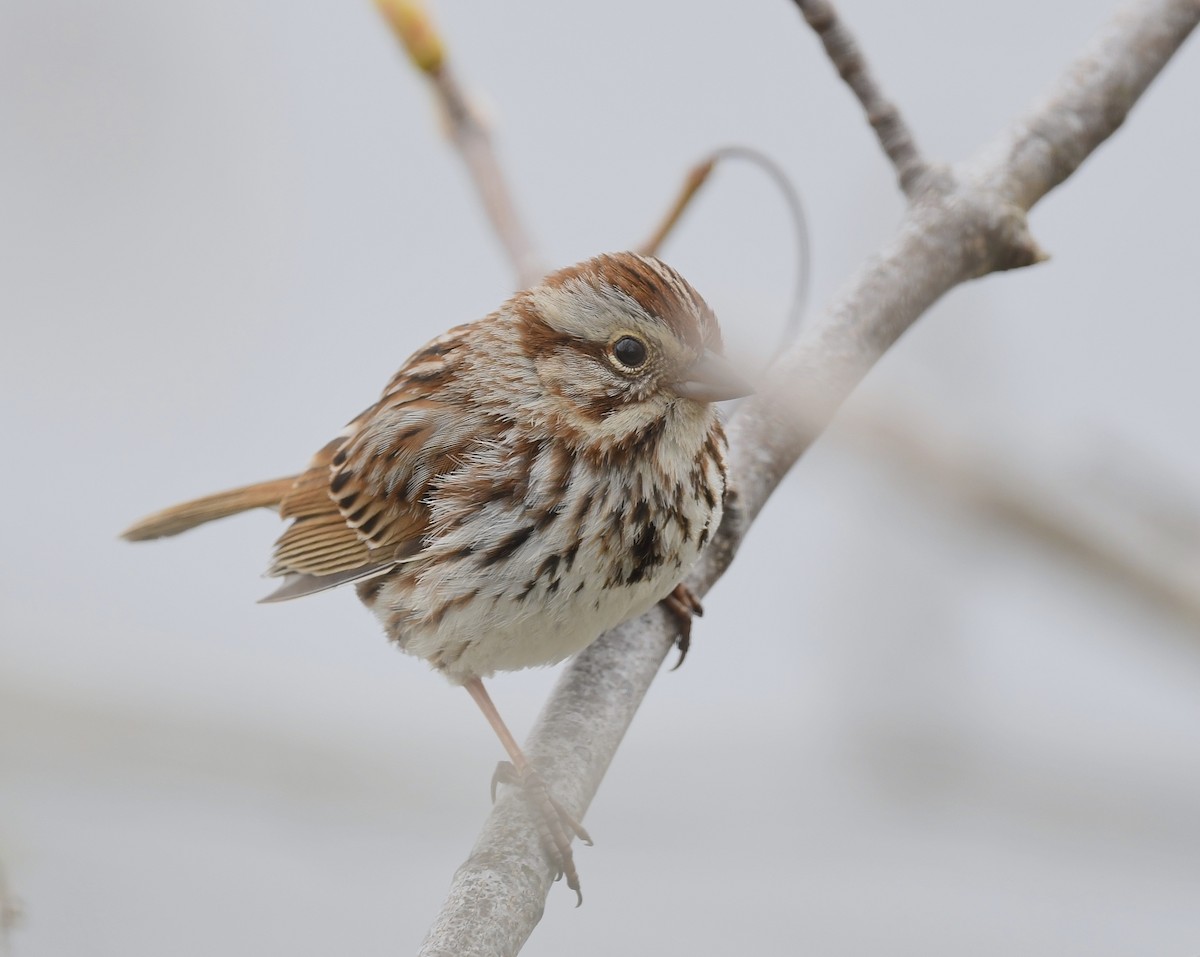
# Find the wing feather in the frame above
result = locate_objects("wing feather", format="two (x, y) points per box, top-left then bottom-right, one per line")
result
(260, 324), (474, 599)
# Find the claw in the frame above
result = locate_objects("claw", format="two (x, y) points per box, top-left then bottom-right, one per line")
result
(661, 583), (704, 669)
(491, 760), (518, 803)
(490, 761), (589, 905)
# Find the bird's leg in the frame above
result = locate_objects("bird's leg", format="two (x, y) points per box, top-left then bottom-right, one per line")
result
(463, 676), (592, 904)
(660, 582), (704, 669)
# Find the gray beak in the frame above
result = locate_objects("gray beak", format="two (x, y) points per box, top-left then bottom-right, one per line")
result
(671, 349), (754, 403)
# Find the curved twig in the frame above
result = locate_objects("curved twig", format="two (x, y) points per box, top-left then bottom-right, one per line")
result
(639, 146), (813, 347)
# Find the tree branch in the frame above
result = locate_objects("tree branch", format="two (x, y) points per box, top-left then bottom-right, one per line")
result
(419, 1), (1199, 953)
(983, 0), (1200, 211)
(791, 0), (930, 196)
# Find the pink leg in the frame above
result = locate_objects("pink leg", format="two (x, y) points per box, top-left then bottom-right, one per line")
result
(464, 675), (528, 769)
(463, 677), (592, 904)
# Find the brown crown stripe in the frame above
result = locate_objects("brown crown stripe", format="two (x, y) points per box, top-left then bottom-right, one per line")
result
(539, 252), (715, 352)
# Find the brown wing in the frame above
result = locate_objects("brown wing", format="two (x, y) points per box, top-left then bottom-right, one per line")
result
(261, 327), (473, 602)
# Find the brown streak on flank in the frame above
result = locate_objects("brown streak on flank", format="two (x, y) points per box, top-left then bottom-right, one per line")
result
(607, 500), (626, 541)
(426, 588), (480, 630)
(670, 483), (692, 541)
(545, 441), (573, 503)
(533, 506), (559, 532)
(431, 640), (473, 671)
(505, 436), (536, 503)
(571, 488), (595, 524)
(625, 520), (663, 585)
(457, 475), (514, 508)
(703, 426), (725, 474)
(356, 575), (389, 604)
(482, 525), (534, 566)
(385, 608), (411, 642)
(695, 467), (718, 511)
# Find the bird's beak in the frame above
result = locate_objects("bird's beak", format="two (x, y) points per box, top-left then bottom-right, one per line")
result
(671, 349), (754, 403)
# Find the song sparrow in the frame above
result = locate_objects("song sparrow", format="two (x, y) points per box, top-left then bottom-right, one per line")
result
(123, 252), (748, 901)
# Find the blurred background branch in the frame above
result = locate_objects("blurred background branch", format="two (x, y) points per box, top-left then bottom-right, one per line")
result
(0, 860), (20, 957)
(374, 0), (545, 286)
(841, 404), (1200, 633)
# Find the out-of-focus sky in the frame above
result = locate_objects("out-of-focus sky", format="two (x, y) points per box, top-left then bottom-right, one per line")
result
(2, 1), (1199, 954)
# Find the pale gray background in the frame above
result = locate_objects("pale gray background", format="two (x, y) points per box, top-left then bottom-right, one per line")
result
(2, 1), (1199, 954)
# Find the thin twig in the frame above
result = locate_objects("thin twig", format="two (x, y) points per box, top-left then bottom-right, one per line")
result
(638, 146), (813, 347)
(791, 0), (930, 197)
(637, 156), (717, 257)
(430, 65), (545, 286)
(375, 0), (545, 286)
(418, 0), (1199, 953)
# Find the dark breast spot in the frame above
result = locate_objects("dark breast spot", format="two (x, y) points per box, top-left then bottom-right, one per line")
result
(482, 525), (534, 566)
(626, 521), (663, 585)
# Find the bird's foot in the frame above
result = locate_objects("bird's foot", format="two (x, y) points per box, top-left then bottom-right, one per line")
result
(491, 760), (592, 905)
(661, 582), (704, 669)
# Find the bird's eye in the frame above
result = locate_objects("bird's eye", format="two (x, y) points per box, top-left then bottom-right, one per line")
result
(611, 335), (648, 369)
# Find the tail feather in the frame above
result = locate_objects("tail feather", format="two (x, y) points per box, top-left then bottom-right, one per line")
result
(122, 476), (298, 541)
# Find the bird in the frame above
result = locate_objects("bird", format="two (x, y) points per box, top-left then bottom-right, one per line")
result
(122, 251), (749, 900)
